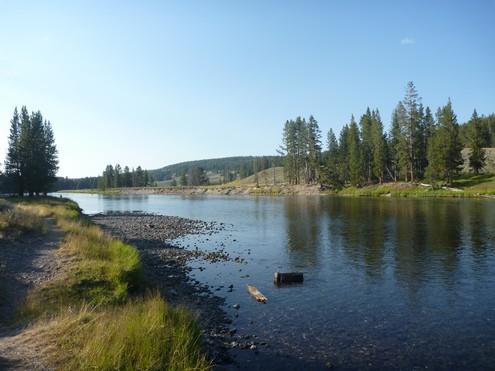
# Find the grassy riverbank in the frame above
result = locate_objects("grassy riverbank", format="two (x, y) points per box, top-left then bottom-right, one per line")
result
(0, 197), (210, 370)
(60, 173), (495, 198)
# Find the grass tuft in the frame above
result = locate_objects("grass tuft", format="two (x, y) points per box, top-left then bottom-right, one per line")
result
(0, 200), (45, 238)
(54, 294), (211, 371)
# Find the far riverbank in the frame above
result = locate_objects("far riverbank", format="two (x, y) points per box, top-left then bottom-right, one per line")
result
(60, 175), (495, 199)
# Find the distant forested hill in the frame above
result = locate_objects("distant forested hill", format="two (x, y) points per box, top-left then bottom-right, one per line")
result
(148, 156), (282, 181)
(52, 156), (283, 190)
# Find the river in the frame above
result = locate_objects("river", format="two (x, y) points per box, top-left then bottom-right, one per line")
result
(56, 193), (495, 370)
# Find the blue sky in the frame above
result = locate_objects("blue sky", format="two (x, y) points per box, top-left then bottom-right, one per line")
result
(1, 1), (494, 177)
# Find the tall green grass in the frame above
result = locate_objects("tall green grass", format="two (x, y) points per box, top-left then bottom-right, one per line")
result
(56, 295), (210, 371)
(10, 197), (210, 371)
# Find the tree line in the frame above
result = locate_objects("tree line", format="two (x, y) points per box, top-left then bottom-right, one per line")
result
(279, 82), (488, 187)
(3, 107), (58, 195)
(98, 164), (154, 189)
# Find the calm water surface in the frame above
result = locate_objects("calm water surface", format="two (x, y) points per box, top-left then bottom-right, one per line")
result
(57, 193), (495, 370)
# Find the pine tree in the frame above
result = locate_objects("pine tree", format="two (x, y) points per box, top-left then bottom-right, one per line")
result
(359, 107), (373, 183)
(415, 103), (427, 178)
(294, 116), (307, 184)
(114, 164), (122, 187)
(179, 171), (187, 186)
(370, 110), (386, 183)
(390, 102), (408, 181)
(468, 109), (486, 174)
(103, 165), (114, 188)
(347, 116), (362, 186)
(426, 100), (463, 185)
(5, 107), (58, 195)
(144, 170), (149, 186)
(338, 124), (350, 183)
(306, 115), (322, 184)
(279, 120), (297, 184)
(401, 81), (422, 181)
(5, 108), (22, 195)
(134, 166), (144, 186)
(392, 102), (410, 182)
(322, 128), (341, 187)
(123, 166), (132, 187)
(40, 119), (58, 194)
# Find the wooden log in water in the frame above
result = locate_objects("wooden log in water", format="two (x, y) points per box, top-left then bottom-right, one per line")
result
(246, 285), (267, 303)
(274, 272), (304, 285)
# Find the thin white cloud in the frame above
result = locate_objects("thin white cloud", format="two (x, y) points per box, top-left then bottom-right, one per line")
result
(400, 37), (416, 45)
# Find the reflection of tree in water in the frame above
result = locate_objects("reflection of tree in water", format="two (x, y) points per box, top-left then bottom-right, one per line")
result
(102, 194), (149, 213)
(285, 197), (495, 292)
(284, 197), (323, 268)
(325, 198), (388, 279)
(467, 201), (495, 272)
(392, 200), (467, 296)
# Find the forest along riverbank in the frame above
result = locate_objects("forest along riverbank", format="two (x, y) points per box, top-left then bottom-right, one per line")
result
(91, 213), (245, 365)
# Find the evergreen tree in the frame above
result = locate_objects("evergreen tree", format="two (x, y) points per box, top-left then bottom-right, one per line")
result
(426, 100), (463, 184)
(347, 116), (362, 186)
(123, 166), (132, 187)
(103, 165), (114, 188)
(179, 171), (187, 186)
(294, 116), (307, 184)
(144, 170), (149, 186)
(415, 103), (427, 178)
(321, 128), (341, 187)
(370, 110), (386, 183)
(391, 102), (409, 181)
(401, 81), (422, 182)
(338, 124), (350, 183)
(134, 166), (145, 186)
(187, 166), (208, 186)
(306, 115), (322, 184)
(280, 119), (297, 184)
(5, 107), (58, 195)
(5, 108), (22, 195)
(280, 116), (319, 185)
(359, 108), (373, 183)
(114, 164), (122, 187)
(39, 119), (58, 194)
(468, 109), (486, 174)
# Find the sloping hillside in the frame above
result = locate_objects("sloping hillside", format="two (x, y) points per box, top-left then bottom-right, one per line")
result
(227, 167), (286, 186)
(148, 156), (282, 181)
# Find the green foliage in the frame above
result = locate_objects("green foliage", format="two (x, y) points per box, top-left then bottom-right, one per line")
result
(4, 106), (58, 195)
(468, 110), (486, 174)
(99, 164), (152, 189)
(179, 171), (187, 186)
(320, 128), (341, 188)
(279, 116), (322, 184)
(425, 100), (463, 184)
(370, 110), (387, 183)
(187, 166), (209, 186)
(283, 82), (488, 189)
(150, 156), (282, 182)
(347, 116), (363, 186)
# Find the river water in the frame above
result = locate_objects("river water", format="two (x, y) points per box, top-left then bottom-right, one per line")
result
(56, 193), (495, 370)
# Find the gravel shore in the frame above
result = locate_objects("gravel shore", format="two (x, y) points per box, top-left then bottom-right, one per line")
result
(91, 213), (236, 366)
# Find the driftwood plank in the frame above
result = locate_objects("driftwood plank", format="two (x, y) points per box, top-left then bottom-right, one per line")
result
(246, 285), (267, 303)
